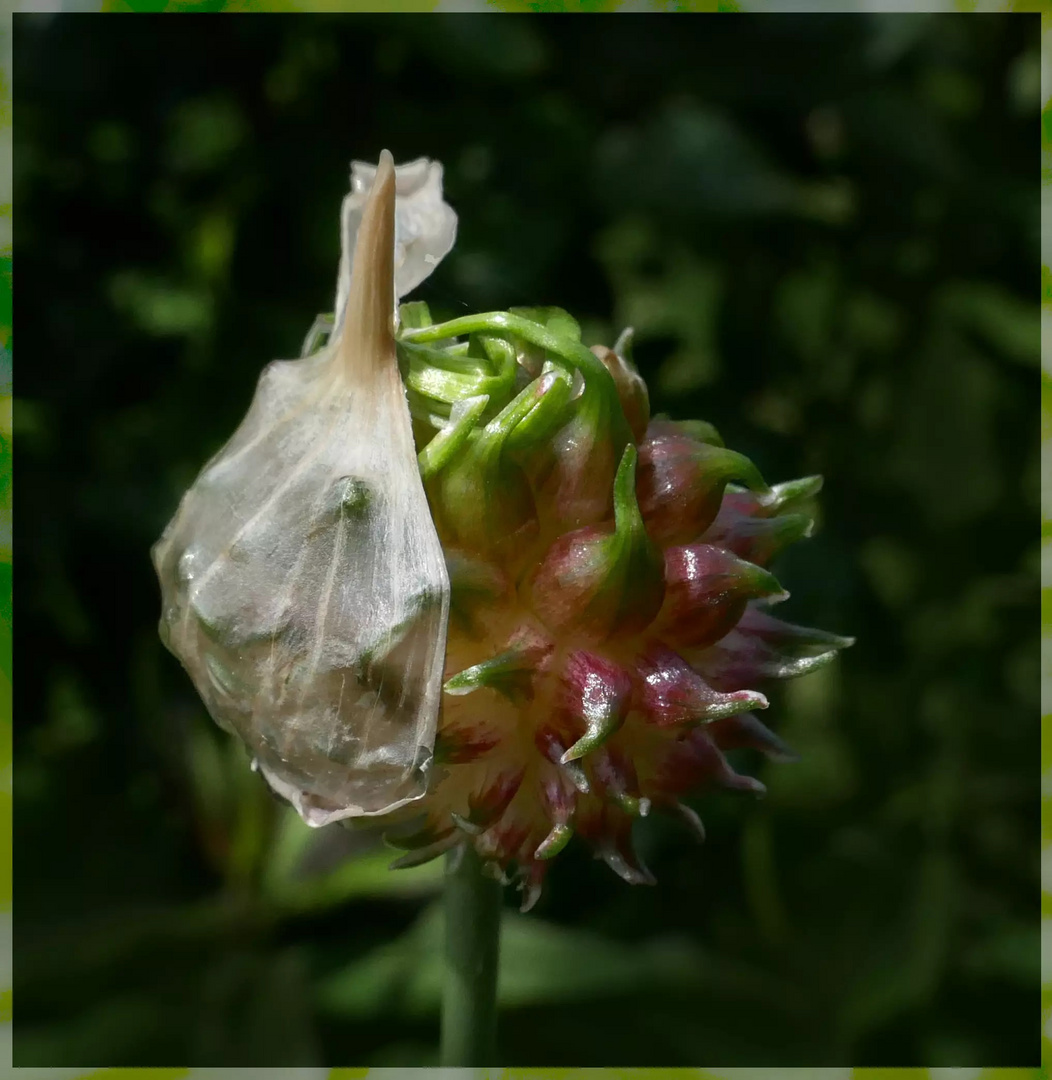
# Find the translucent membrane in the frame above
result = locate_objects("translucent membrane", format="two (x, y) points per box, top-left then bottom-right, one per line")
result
(153, 152), (451, 825)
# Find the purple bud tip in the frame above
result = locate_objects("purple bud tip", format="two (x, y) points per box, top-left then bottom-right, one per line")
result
(635, 643), (767, 726)
(558, 650), (633, 761)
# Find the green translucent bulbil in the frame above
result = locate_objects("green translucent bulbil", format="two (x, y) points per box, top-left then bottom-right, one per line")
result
(400, 310), (632, 451)
(401, 338), (516, 414)
(418, 395), (490, 479)
(396, 306), (638, 540)
(535, 822), (574, 860)
(504, 361), (576, 454)
(427, 370), (569, 558)
(444, 645), (544, 704)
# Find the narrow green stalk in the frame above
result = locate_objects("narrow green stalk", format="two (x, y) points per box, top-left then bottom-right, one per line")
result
(440, 842), (503, 1066)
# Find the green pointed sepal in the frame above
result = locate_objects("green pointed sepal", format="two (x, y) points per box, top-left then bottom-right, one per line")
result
(739, 605), (856, 654)
(443, 627), (553, 705)
(633, 642), (768, 727)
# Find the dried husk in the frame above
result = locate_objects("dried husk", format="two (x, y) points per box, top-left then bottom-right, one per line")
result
(152, 152), (451, 825)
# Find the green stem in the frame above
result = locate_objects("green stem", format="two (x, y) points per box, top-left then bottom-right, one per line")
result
(440, 842), (503, 1066)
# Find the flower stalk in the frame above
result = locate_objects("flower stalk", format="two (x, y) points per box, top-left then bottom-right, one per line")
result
(153, 151), (853, 1066)
(440, 843), (502, 1066)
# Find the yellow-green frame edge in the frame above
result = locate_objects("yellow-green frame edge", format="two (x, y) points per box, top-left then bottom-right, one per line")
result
(1, 2), (11, 1073)
(0, 2), (1043, 1078)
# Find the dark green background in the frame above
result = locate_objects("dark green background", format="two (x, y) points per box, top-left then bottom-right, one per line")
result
(13, 12), (1040, 1068)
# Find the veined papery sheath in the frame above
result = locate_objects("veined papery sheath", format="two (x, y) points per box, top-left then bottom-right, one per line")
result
(152, 151), (453, 825)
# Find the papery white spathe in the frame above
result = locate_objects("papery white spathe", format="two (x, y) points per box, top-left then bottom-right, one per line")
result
(153, 152), (450, 827)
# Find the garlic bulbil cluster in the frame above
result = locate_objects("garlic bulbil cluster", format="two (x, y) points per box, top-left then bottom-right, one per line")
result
(154, 152), (852, 910)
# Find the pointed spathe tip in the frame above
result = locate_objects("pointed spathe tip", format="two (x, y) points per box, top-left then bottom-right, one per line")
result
(339, 150), (397, 377)
(374, 149), (396, 194)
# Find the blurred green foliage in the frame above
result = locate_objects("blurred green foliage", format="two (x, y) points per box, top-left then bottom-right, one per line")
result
(13, 12), (1038, 1068)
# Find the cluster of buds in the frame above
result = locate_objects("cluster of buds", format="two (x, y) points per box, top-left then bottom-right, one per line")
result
(381, 300), (852, 909)
(154, 152), (852, 912)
